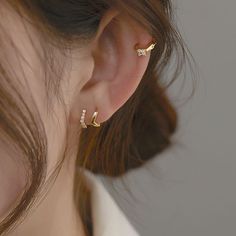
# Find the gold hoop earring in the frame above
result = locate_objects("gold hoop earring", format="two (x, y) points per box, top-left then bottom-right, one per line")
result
(135, 40), (157, 57)
(90, 111), (101, 128)
(80, 109), (88, 129)
(80, 110), (101, 129)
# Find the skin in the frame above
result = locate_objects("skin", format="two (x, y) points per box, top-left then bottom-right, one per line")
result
(0, 2), (152, 236)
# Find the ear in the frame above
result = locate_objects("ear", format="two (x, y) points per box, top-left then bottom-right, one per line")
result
(69, 8), (155, 126)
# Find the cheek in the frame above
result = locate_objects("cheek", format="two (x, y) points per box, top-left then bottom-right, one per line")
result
(1, 0), (48, 122)
(0, 145), (27, 218)
(0, 2), (70, 220)
(0, 3), (73, 219)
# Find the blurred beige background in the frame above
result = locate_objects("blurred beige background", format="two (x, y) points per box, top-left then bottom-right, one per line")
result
(102, 0), (236, 235)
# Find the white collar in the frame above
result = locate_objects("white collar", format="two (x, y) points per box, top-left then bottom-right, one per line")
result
(81, 169), (140, 236)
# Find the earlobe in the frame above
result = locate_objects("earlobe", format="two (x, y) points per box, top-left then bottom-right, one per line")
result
(71, 9), (157, 127)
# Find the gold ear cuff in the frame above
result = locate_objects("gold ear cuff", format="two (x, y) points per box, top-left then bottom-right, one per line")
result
(80, 109), (101, 129)
(135, 40), (157, 57)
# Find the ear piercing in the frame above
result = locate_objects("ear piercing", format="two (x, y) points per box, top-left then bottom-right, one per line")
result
(80, 109), (101, 129)
(135, 40), (157, 57)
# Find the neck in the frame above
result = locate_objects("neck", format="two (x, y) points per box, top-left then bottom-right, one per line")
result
(8, 135), (87, 236)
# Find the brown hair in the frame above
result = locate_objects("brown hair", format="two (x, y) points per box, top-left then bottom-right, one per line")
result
(0, 0), (194, 235)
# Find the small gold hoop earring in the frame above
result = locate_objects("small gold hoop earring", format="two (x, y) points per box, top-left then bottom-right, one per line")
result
(90, 111), (101, 128)
(80, 109), (88, 129)
(135, 40), (157, 57)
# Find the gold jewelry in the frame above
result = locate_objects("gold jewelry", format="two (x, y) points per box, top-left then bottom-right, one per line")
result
(90, 111), (100, 128)
(135, 40), (157, 57)
(80, 109), (88, 128)
(80, 109), (101, 129)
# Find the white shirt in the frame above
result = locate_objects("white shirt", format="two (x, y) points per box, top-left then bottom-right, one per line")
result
(82, 169), (140, 236)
